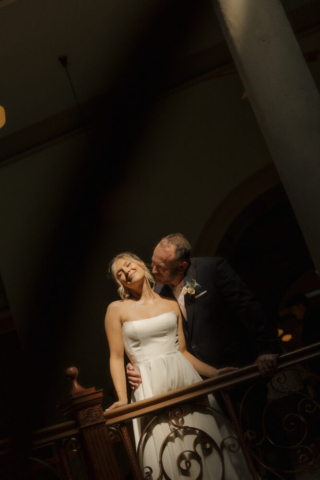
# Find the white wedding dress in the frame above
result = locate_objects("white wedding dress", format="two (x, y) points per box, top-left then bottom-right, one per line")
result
(122, 311), (252, 480)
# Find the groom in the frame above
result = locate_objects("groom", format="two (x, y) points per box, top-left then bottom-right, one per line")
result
(127, 233), (280, 388)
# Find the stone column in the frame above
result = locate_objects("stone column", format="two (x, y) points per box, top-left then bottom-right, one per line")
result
(212, 0), (320, 270)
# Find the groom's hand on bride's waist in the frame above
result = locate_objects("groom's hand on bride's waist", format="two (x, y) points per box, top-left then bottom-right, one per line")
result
(127, 362), (142, 390)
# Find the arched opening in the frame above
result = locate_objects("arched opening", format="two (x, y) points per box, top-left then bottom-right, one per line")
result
(196, 166), (320, 351)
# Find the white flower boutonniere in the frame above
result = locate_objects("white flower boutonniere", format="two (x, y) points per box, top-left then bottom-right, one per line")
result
(182, 279), (201, 303)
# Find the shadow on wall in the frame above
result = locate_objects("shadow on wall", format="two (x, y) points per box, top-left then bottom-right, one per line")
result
(0, 0), (203, 466)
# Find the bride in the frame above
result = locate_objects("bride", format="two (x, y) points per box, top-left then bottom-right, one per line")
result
(105, 252), (252, 480)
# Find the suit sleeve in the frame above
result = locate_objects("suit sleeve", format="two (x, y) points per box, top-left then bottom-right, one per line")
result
(213, 258), (281, 355)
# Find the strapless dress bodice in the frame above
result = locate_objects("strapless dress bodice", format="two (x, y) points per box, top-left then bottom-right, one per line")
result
(122, 311), (179, 365)
(122, 311), (201, 399)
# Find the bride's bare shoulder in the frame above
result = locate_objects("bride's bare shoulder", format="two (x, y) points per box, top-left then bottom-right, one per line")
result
(105, 301), (128, 332)
(159, 296), (180, 312)
(105, 300), (124, 318)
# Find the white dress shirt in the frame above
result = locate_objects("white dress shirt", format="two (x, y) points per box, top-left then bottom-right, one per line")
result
(171, 279), (187, 321)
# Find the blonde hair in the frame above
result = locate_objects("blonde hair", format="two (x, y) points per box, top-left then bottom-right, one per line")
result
(109, 252), (155, 299)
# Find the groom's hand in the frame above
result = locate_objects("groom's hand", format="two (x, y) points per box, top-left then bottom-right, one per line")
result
(126, 363), (142, 390)
(255, 353), (279, 377)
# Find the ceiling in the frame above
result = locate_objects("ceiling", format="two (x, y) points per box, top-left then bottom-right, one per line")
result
(0, 0), (319, 159)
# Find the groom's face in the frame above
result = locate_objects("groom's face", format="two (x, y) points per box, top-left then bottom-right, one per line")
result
(151, 245), (184, 285)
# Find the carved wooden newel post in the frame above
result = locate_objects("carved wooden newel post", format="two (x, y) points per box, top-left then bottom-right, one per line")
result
(58, 367), (123, 480)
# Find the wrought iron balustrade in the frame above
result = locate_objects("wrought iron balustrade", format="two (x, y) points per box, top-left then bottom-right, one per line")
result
(1, 343), (320, 480)
(104, 342), (320, 480)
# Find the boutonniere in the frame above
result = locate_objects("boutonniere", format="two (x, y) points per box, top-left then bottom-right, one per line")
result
(182, 279), (201, 304)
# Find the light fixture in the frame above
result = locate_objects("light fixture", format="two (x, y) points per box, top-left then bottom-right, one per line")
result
(58, 55), (84, 126)
(0, 105), (6, 128)
(281, 334), (292, 342)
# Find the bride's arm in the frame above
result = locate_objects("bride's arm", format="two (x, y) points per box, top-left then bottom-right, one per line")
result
(105, 302), (128, 410)
(176, 307), (236, 378)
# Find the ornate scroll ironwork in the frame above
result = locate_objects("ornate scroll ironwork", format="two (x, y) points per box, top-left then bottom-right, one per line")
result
(27, 435), (83, 480)
(239, 368), (320, 478)
(134, 402), (243, 480)
(27, 456), (63, 479)
(66, 437), (80, 453)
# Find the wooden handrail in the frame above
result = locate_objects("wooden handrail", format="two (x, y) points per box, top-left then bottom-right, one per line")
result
(0, 421), (79, 455)
(31, 420), (79, 448)
(104, 342), (320, 425)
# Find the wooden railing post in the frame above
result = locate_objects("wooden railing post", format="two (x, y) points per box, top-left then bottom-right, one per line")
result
(58, 367), (123, 480)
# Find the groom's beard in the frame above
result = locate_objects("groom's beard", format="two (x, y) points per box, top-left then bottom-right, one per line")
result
(154, 267), (180, 285)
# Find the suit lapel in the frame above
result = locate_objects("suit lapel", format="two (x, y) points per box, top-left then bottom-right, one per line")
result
(184, 260), (197, 337)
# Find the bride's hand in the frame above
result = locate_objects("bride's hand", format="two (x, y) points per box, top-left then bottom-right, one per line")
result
(106, 400), (128, 411)
(215, 367), (238, 377)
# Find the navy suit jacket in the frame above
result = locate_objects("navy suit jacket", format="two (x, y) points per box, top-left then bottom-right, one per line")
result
(155, 257), (280, 369)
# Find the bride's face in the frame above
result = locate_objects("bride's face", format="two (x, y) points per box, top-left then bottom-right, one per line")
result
(115, 258), (145, 289)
